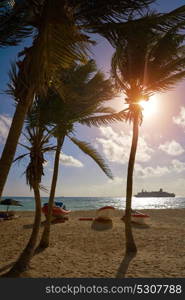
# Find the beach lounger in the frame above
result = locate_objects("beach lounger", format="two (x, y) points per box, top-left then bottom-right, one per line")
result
(0, 212), (19, 221)
(42, 204), (71, 223)
(122, 210), (149, 224)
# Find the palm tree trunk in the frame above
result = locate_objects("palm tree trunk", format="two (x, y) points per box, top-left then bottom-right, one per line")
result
(125, 112), (139, 254)
(38, 135), (65, 250)
(3, 184), (41, 277)
(0, 90), (34, 199)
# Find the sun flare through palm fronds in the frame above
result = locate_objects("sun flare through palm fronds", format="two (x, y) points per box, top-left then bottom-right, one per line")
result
(139, 95), (158, 117)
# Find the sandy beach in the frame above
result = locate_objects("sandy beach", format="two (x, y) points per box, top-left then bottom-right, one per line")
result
(0, 209), (185, 278)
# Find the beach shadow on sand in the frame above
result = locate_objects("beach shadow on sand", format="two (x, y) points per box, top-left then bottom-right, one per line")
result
(0, 262), (14, 274)
(23, 218), (68, 229)
(131, 223), (150, 229)
(116, 252), (137, 278)
(23, 221), (46, 229)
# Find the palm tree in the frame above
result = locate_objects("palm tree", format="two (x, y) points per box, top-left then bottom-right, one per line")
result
(0, 0), (158, 201)
(83, 14), (185, 254)
(27, 60), (120, 249)
(3, 127), (55, 277)
(0, 0), (90, 200)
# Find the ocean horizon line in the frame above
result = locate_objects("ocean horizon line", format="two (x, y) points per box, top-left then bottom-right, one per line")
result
(1, 195), (125, 198)
(1, 196), (185, 211)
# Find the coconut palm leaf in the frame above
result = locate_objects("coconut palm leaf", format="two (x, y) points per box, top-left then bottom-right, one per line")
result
(71, 0), (155, 24)
(14, 127), (55, 190)
(11, 0), (92, 102)
(79, 109), (129, 127)
(68, 136), (113, 179)
(93, 107), (116, 114)
(149, 70), (185, 92)
(157, 5), (185, 28)
(0, 0), (32, 47)
(39, 184), (48, 193)
(26, 60), (117, 129)
(97, 11), (185, 110)
(18, 143), (30, 151)
(13, 153), (29, 163)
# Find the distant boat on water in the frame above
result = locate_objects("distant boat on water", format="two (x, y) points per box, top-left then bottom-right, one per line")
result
(135, 188), (175, 198)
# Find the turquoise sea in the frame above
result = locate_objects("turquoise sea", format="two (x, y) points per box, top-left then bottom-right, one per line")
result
(1, 196), (185, 211)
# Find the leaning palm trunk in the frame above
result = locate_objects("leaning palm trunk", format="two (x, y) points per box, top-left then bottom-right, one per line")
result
(3, 184), (41, 277)
(125, 112), (139, 254)
(38, 135), (65, 250)
(0, 89), (34, 199)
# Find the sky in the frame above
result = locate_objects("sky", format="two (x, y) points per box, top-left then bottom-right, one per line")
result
(1, 0), (185, 197)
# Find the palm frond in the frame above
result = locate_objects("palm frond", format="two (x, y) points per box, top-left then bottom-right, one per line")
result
(18, 142), (30, 151)
(149, 70), (185, 92)
(39, 184), (48, 193)
(94, 107), (116, 114)
(15, 126), (54, 190)
(26, 59), (117, 133)
(6, 62), (18, 99)
(79, 109), (129, 127)
(0, 0), (32, 47)
(68, 136), (113, 179)
(71, 0), (155, 24)
(13, 1), (92, 100)
(13, 153), (29, 163)
(158, 5), (185, 29)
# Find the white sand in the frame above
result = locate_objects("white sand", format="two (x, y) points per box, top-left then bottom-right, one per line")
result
(0, 209), (185, 277)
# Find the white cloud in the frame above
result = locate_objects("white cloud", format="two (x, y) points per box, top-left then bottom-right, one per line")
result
(171, 159), (185, 173)
(135, 163), (170, 178)
(96, 126), (153, 164)
(135, 159), (185, 178)
(0, 115), (12, 144)
(107, 176), (124, 185)
(159, 140), (184, 156)
(59, 153), (83, 168)
(173, 107), (185, 128)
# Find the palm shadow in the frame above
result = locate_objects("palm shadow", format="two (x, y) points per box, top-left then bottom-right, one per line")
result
(0, 262), (14, 274)
(116, 252), (137, 278)
(23, 218), (67, 229)
(0, 242), (46, 275)
(131, 223), (150, 229)
(23, 220), (46, 229)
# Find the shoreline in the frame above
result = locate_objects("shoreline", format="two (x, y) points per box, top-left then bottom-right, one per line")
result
(0, 209), (185, 277)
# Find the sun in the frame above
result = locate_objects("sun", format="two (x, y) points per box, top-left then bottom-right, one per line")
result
(139, 95), (158, 117)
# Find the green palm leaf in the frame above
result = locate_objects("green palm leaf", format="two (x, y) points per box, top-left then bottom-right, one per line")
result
(71, 0), (155, 24)
(15, 127), (54, 190)
(94, 107), (116, 114)
(0, 0), (32, 47)
(68, 136), (113, 180)
(79, 109), (129, 127)
(149, 70), (185, 92)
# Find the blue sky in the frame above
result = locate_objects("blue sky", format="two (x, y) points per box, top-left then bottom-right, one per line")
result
(1, 0), (185, 197)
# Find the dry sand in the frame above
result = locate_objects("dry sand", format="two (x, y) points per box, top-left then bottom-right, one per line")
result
(0, 209), (185, 278)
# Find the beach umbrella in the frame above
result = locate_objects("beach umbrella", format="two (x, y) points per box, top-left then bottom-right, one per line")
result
(0, 198), (22, 212)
